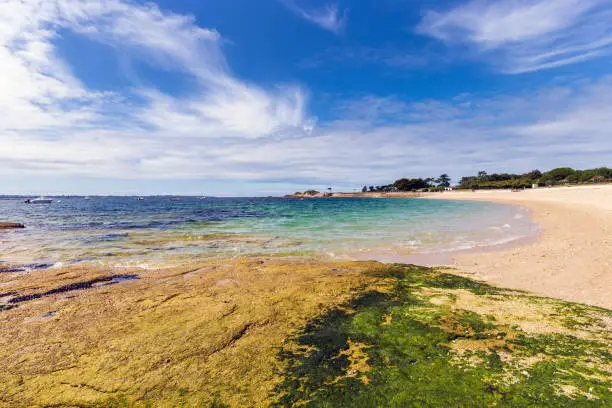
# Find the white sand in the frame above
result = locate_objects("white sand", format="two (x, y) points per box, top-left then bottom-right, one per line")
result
(423, 185), (612, 309)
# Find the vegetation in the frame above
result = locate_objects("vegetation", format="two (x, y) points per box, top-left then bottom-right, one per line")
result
(1, 260), (609, 407)
(273, 265), (611, 407)
(362, 173), (451, 193)
(292, 190), (321, 196)
(458, 167), (612, 190)
(393, 178), (430, 191)
(436, 173), (451, 188)
(357, 167), (611, 193)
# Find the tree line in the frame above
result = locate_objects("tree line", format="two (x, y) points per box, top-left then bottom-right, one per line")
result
(362, 167), (611, 192)
(362, 174), (451, 193)
(458, 167), (612, 190)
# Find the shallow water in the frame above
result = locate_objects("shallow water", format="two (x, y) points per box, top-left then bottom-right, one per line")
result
(0, 196), (538, 269)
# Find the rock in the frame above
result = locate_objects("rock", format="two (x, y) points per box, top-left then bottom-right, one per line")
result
(0, 223), (25, 229)
(214, 279), (238, 288)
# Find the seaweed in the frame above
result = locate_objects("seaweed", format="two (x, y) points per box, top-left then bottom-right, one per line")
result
(271, 264), (612, 407)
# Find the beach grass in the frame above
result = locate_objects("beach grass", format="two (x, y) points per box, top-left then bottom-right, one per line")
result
(0, 260), (610, 407)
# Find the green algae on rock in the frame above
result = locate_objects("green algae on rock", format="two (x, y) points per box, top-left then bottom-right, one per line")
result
(0, 261), (609, 407)
(271, 265), (611, 407)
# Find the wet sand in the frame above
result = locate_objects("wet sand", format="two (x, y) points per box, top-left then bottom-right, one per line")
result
(423, 185), (612, 309)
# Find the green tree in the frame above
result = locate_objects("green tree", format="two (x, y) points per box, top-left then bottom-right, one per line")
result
(436, 174), (451, 188)
(459, 176), (477, 189)
(542, 167), (576, 182)
(525, 170), (542, 180)
(566, 174), (579, 184)
(393, 178), (429, 191)
(594, 167), (612, 179)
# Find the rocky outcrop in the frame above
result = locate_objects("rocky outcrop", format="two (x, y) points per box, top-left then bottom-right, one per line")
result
(0, 223), (25, 229)
(284, 190), (329, 198)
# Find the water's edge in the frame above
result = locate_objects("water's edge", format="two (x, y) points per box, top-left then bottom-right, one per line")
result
(0, 197), (539, 270)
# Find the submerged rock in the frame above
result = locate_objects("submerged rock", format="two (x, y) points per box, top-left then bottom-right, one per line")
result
(0, 263), (54, 273)
(0, 222), (25, 229)
(6, 274), (141, 305)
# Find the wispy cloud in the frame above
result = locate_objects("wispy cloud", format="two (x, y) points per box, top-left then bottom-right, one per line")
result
(0, 0), (310, 180)
(277, 78), (612, 184)
(417, 0), (612, 73)
(280, 1), (347, 34)
(1, 0), (611, 193)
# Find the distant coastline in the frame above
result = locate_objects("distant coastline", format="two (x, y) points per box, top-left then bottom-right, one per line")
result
(287, 166), (611, 198)
(286, 183), (612, 199)
(284, 191), (423, 198)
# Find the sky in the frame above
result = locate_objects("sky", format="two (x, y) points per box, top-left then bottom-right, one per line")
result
(1, 0), (612, 196)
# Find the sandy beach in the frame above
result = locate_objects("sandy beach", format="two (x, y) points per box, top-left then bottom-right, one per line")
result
(423, 185), (612, 309)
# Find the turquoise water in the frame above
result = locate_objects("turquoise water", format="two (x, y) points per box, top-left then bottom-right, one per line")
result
(0, 197), (538, 269)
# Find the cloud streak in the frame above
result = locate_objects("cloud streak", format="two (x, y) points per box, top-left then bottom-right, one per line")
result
(280, 1), (347, 34)
(0, 0), (310, 175)
(418, 0), (612, 73)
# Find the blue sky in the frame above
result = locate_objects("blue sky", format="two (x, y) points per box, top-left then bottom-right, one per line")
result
(1, 0), (611, 195)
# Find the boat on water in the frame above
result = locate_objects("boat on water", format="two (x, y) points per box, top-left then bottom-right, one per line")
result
(24, 196), (53, 204)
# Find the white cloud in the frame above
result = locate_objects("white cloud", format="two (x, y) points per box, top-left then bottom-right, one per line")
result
(280, 1), (347, 34)
(0, 0), (312, 188)
(418, 0), (612, 73)
(1, 76), (611, 189)
(135, 83), (307, 139)
(0, 0), (611, 194)
(0, 0), (309, 133)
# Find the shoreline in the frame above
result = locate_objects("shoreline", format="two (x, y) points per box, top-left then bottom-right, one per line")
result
(421, 185), (612, 309)
(2, 188), (610, 308)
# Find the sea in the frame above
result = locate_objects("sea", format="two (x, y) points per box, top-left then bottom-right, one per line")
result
(0, 196), (538, 270)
